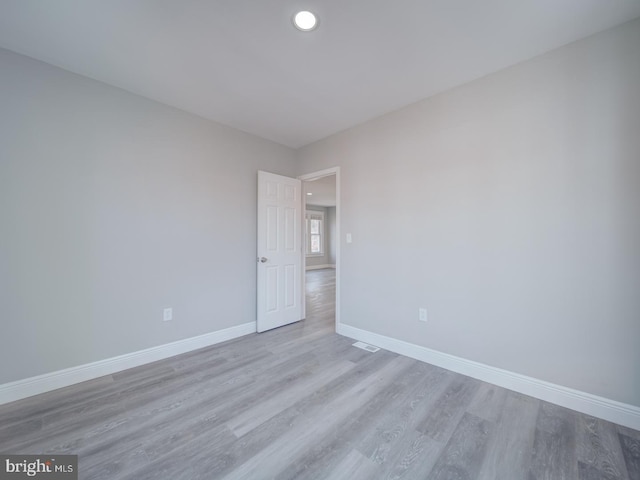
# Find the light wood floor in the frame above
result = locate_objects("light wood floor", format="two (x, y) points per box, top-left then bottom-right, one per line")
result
(1, 268), (639, 479)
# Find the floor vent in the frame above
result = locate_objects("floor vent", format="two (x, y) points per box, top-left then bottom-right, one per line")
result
(352, 341), (380, 353)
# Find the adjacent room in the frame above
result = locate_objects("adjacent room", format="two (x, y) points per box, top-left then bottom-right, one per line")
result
(1, 1), (639, 479)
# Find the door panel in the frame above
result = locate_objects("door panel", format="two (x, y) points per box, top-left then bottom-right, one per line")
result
(257, 171), (303, 332)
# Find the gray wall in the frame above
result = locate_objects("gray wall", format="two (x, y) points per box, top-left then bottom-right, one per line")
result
(296, 19), (640, 407)
(0, 48), (296, 384)
(305, 205), (333, 268)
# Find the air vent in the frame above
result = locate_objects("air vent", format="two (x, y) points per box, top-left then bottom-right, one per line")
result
(352, 341), (380, 353)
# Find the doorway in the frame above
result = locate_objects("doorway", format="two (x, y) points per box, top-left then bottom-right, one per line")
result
(299, 167), (340, 331)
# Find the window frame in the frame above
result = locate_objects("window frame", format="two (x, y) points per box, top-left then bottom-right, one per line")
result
(305, 210), (325, 257)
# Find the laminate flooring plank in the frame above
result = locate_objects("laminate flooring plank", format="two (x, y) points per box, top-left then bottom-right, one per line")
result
(40, 388), (128, 430)
(0, 418), (43, 445)
(529, 402), (579, 480)
(175, 352), (396, 478)
(577, 415), (630, 479)
(273, 361), (432, 480)
(220, 355), (416, 480)
(160, 347), (264, 385)
(118, 424), (237, 480)
(226, 359), (355, 437)
(65, 395), (219, 460)
(466, 382), (509, 423)
(30, 359), (207, 441)
(111, 363), (177, 382)
(378, 429), (444, 480)
(578, 461), (621, 480)
(182, 324), (313, 368)
(0, 375), (121, 436)
(121, 345), (312, 416)
(233, 330), (312, 357)
(66, 350), (347, 462)
(415, 374), (481, 443)
(356, 362), (452, 465)
(137, 410), (293, 479)
(141, 350), (399, 478)
(1, 403), (127, 454)
(427, 412), (493, 480)
(13, 349), (314, 457)
(162, 343), (225, 370)
(69, 359), (178, 401)
(136, 396), (301, 479)
(42, 406), (129, 455)
(323, 449), (381, 480)
(2, 355), (224, 450)
(79, 443), (150, 480)
(263, 333), (353, 365)
(2, 357), (226, 452)
(618, 424), (640, 442)
(122, 351), (402, 479)
(291, 349), (401, 416)
(619, 433), (640, 480)
(200, 335), (344, 386)
(266, 327), (344, 356)
(0, 375), (116, 430)
(475, 391), (540, 480)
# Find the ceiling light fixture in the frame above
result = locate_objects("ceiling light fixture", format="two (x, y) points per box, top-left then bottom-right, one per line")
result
(306, 192), (313, 195)
(293, 10), (318, 32)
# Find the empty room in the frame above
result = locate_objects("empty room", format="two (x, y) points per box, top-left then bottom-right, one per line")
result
(1, 1), (639, 479)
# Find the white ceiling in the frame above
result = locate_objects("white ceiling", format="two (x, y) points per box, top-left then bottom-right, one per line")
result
(1, 1), (639, 148)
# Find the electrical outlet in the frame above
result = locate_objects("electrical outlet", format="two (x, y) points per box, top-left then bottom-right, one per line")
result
(163, 308), (173, 321)
(419, 307), (428, 322)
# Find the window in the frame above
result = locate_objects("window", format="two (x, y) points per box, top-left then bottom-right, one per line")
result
(305, 211), (324, 255)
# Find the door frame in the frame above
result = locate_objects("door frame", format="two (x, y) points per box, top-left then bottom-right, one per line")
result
(298, 167), (340, 328)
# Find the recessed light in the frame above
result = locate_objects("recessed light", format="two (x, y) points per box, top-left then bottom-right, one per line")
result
(293, 11), (318, 32)
(306, 192), (313, 195)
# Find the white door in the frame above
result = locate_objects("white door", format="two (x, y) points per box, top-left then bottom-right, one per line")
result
(257, 171), (303, 332)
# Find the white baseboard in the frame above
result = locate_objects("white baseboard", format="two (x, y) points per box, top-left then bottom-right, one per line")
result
(0, 322), (256, 405)
(337, 323), (640, 431)
(306, 264), (334, 271)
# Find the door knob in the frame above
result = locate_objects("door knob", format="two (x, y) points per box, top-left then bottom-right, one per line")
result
(259, 257), (268, 263)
